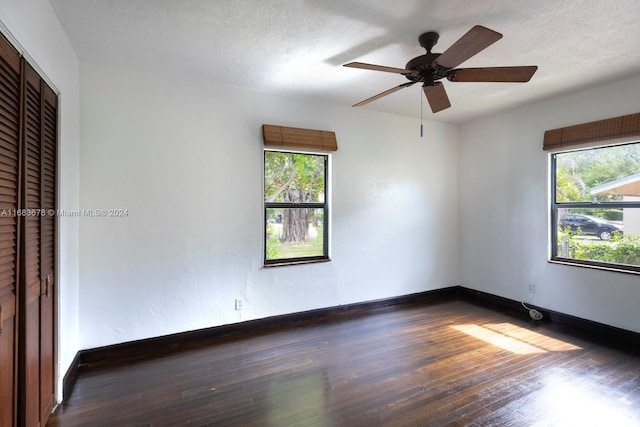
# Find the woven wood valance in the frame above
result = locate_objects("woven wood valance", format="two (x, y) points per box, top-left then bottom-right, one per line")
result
(263, 124), (337, 151)
(543, 112), (640, 151)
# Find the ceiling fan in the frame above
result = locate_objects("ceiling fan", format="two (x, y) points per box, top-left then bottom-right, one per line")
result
(344, 25), (538, 113)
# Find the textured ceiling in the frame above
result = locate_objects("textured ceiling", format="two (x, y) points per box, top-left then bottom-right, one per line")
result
(49, 0), (640, 123)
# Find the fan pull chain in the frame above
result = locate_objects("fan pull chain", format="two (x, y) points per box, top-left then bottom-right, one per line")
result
(420, 89), (424, 138)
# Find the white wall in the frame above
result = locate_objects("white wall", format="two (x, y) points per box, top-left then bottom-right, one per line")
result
(459, 75), (640, 333)
(0, 0), (81, 398)
(78, 61), (459, 349)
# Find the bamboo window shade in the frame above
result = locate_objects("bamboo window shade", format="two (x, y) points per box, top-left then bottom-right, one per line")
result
(263, 124), (337, 151)
(543, 112), (640, 151)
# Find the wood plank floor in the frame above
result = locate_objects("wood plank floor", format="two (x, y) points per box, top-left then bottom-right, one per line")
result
(47, 300), (640, 426)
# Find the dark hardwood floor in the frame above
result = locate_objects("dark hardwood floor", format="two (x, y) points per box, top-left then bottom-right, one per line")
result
(48, 300), (640, 426)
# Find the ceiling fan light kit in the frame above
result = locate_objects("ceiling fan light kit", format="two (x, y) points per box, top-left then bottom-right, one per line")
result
(344, 25), (538, 114)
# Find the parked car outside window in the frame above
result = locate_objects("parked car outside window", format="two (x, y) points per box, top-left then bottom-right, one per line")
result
(558, 214), (623, 240)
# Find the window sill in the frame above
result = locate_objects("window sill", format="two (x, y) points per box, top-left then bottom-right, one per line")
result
(263, 258), (331, 268)
(549, 258), (640, 275)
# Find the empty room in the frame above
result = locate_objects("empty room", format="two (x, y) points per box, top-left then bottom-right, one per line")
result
(0, 0), (639, 426)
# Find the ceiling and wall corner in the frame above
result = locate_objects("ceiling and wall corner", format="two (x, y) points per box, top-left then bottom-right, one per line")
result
(48, 0), (640, 123)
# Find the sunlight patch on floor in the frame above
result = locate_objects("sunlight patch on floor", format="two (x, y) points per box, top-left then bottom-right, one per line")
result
(451, 323), (582, 354)
(483, 323), (582, 352)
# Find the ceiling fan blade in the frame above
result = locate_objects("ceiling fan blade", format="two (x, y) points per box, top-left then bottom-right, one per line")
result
(353, 82), (416, 107)
(451, 66), (538, 82)
(423, 82), (451, 113)
(435, 25), (503, 69)
(344, 62), (414, 75)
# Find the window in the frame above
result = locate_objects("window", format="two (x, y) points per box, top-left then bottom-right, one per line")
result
(264, 150), (329, 265)
(550, 141), (640, 273)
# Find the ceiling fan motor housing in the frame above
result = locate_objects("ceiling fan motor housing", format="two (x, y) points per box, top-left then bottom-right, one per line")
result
(405, 32), (452, 85)
(405, 54), (452, 84)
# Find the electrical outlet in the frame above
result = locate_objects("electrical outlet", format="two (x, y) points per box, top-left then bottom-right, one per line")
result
(235, 299), (243, 311)
(528, 283), (536, 294)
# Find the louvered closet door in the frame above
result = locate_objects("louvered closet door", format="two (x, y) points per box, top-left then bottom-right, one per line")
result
(21, 60), (42, 427)
(0, 34), (58, 427)
(0, 34), (21, 427)
(21, 60), (55, 427)
(39, 78), (57, 424)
